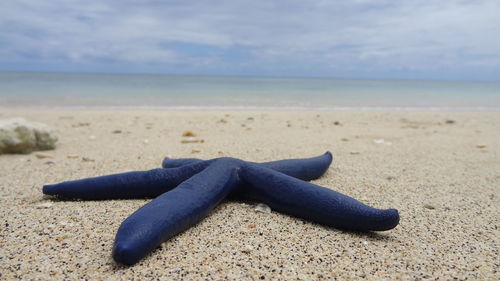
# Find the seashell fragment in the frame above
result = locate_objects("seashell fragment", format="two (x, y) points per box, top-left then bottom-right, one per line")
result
(35, 153), (53, 159)
(36, 202), (53, 209)
(181, 138), (205, 144)
(254, 203), (271, 213)
(373, 139), (392, 146)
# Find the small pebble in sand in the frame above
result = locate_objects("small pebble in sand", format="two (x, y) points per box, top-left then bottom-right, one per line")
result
(44, 161), (55, 165)
(66, 155), (79, 159)
(35, 153), (52, 159)
(112, 130), (122, 134)
(341, 138), (349, 142)
(445, 120), (455, 124)
(182, 130), (197, 137)
(72, 122), (90, 128)
(333, 121), (341, 126)
(36, 202), (53, 209)
(476, 144), (487, 149)
(217, 118), (228, 124)
(59, 221), (73, 226)
(254, 203), (271, 213)
(82, 157), (94, 162)
(247, 117), (254, 121)
(241, 245), (254, 254)
(191, 149), (201, 154)
(247, 224), (256, 229)
(424, 204), (436, 210)
(143, 139), (149, 144)
(350, 151), (360, 155)
(56, 234), (71, 242)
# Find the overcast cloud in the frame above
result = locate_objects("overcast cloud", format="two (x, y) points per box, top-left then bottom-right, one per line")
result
(1, 0), (499, 80)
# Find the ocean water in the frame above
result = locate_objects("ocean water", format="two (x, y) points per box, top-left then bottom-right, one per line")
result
(1, 72), (499, 110)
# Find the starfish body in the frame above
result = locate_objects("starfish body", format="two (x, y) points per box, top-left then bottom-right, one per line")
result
(43, 152), (399, 265)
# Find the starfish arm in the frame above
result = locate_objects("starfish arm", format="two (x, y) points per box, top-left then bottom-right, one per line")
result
(162, 152), (333, 181)
(240, 163), (399, 231)
(113, 159), (240, 265)
(42, 161), (211, 200)
(258, 151), (333, 181)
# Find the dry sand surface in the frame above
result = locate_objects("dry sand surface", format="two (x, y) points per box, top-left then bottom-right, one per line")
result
(0, 109), (499, 280)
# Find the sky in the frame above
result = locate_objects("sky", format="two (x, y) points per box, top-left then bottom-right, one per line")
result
(1, 0), (499, 81)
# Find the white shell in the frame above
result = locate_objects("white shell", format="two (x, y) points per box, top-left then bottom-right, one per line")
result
(254, 203), (271, 213)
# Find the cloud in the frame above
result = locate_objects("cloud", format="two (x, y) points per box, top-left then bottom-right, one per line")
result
(0, 0), (499, 79)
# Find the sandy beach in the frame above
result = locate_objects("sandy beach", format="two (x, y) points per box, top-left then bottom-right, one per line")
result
(0, 109), (498, 280)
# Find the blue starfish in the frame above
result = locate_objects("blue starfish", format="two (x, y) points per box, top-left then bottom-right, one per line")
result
(43, 152), (399, 265)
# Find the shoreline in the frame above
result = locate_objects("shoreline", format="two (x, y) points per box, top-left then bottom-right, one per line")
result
(2, 104), (500, 112)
